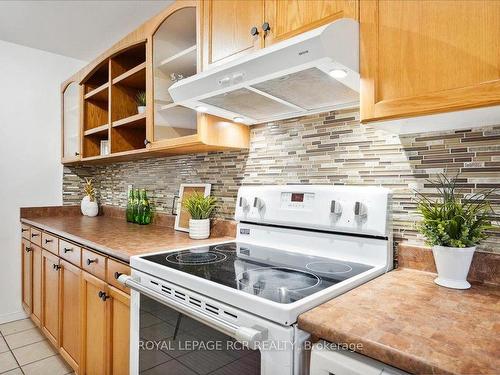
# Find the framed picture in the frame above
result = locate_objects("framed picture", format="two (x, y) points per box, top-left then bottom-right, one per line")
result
(174, 183), (211, 232)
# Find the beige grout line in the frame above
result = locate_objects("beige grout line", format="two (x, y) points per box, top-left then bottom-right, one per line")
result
(0, 329), (25, 375)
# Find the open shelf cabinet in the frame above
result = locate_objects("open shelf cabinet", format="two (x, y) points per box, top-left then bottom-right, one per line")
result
(80, 42), (147, 159)
(61, 1), (250, 165)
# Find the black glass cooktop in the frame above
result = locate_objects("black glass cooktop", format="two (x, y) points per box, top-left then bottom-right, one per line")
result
(142, 242), (373, 304)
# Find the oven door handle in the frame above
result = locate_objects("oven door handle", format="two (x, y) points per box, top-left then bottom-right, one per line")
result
(118, 275), (267, 349)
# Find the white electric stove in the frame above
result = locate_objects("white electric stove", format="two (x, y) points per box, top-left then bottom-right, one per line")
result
(120, 185), (392, 375)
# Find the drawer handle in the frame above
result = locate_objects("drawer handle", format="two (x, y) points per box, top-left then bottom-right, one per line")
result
(44, 239), (53, 244)
(52, 264), (61, 271)
(25, 246), (32, 253)
(98, 291), (109, 301)
(114, 272), (122, 280)
(262, 21), (271, 33)
(63, 247), (73, 253)
(250, 26), (259, 36)
(31, 233), (39, 237)
(21, 228), (28, 233)
(86, 258), (98, 266)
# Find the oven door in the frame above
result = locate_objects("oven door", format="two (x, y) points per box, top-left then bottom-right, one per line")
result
(120, 272), (296, 375)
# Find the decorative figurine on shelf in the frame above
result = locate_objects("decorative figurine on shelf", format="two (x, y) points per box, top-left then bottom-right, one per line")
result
(81, 178), (98, 217)
(183, 192), (217, 239)
(136, 91), (146, 114)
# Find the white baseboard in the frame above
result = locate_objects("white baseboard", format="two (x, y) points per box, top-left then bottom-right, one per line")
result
(0, 310), (29, 325)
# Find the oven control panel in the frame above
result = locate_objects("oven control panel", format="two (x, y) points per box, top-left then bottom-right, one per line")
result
(280, 192), (315, 210)
(235, 185), (391, 238)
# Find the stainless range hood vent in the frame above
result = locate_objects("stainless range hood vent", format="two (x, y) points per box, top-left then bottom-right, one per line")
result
(169, 18), (359, 125)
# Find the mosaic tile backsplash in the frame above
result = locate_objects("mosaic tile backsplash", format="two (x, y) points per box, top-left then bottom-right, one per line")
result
(63, 107), (500, 253)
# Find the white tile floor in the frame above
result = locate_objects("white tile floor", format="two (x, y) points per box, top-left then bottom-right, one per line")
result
(0, 319), (73, 375)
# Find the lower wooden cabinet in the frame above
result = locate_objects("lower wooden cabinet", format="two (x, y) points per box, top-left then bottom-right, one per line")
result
(21, 239), (32, 313)
(59, 260), (81, 372)
(41, 250), (60, 346)
(31, 244), (42, 326)
(108, 286), (130, 375)
(81, 271), (108, 375)
(21, 225), (131, 375)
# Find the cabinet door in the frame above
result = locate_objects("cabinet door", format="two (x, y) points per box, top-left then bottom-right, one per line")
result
(41, 250), (60, 346)
(59, 260), (81, 372)
(31, 244), (42, 326)
(21, 239), (32, 313)
(62, 81), (81, 163)
(360, 0), (500, 123)
(107, 286), (130, 375)
(202, 0), (264, 69)
(264, 0), (358, 45)
(81, 271), (108, 375)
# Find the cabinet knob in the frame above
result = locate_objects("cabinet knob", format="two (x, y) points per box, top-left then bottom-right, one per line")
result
(75, 152), (80, 156)
(250, 26), (259, 36)
(53, 264), (61, 271)
(63, 247), (73, 253)
(86, 258), (97, 266)
(21, 228), (28, 233)
(144, 139), (151, 147)
(45, 239), (53, 244)
(262, 22), (271, 33)
(114, 272), (122, 280)
(25, 246), (32, 253)
(98, 291), (109, 301)
(31, 233), (39, 237)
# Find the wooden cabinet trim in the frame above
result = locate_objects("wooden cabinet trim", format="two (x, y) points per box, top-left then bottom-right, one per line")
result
(21, 239), (32, 313)
(360, 0), (500, 123)
(31, 244), (42, 327)
(106, 286), (130, 375)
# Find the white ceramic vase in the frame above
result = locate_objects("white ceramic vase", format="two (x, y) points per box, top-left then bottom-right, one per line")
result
(189, 219), (210, 240)
(81, 196), (99, 217)
(432, 245), (475, 289)
(137, 106), (146, 114)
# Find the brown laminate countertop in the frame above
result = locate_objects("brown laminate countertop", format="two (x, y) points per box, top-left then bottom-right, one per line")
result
(298, 268), (500, 375)
(21, 215), (234, 263)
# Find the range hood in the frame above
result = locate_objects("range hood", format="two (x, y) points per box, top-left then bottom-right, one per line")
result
(169, 18), (359, 125)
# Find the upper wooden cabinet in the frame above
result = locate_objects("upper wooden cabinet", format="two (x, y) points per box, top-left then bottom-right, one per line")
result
(201, 0), (358, 70)
(61, 0), (249, 165)
(360, 0), (500, 123)
(202, 0), (264, 68)
(264, 0), (358, 45)
(61, 80), (81, 163)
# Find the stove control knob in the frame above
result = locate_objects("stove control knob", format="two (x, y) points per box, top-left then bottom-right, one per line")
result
(239, 197), (250, 211)
(253, 197), (265, 212)
(354, 201), (367, 219)
(330, 200), (342, 216)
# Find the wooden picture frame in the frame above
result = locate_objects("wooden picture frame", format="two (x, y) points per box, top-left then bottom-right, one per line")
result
(174, 183), (211, 232)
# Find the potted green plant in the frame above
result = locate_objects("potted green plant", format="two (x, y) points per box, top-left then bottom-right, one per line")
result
(81, 178), (98, 217)
(183, 192), (217, 239)
(136, 91), (146, 114)
(415, 174), (495, 289)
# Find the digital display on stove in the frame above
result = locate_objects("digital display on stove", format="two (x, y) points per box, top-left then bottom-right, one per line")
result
(291, 193), (304, 202)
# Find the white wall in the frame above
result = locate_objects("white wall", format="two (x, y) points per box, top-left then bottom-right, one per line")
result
(0, 40), (86, 323)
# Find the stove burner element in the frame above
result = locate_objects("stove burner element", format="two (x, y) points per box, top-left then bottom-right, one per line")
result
(237, 267), (320, 293)
(214, 243), (238, 252)
(166, 251), (227, 265)
(305, 261), (352, 274)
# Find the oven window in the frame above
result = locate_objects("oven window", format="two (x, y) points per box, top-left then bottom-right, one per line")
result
(139, 295), (261, 374)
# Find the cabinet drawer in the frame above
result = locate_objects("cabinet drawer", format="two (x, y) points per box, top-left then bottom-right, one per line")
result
(106, 259), (130, 294)
(21, 224), (30, 240)
(82, 249), (107, 280)
(59, 239), (82, 267)
(42, 232), (59, 254)
(30, 228), (42, 246)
